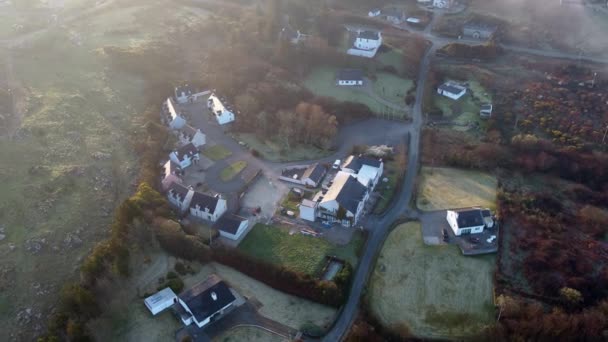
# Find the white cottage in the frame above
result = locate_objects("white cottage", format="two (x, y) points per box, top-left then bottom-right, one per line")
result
(207, 94), (235, 125)
(354, 30), (382, 51)
(337, 69), (364, 86)
(161, 97), (186, 130)
(144, 287), (177, 316)
(167, 183), (194, 214)
(437, 82), (467, 100)
(189, 192), (227, 222)
(446, 209), (486, 236)
(214, 215), (249, 241)
(317, 171), (369, 227)
(169, 143), (200, 169)
(174, 275), (236, 328)
(178, 124), (206, 148)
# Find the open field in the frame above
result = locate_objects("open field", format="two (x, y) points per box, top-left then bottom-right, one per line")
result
(0, 1), (211, 339)
(238, 224), (363, 276)
(417, 167), (497, 211)
(220, 161), (247, 181)
(303, 66), (405, 116)
(214, 327), (288, 342)
(203, 144), (233, 161)
(236, 133), (331, 162)
(372, 72), (413, 105)
(369, 222), (496, 338)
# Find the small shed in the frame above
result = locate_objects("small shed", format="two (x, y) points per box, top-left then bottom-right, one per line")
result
(144, 287), (178, 316)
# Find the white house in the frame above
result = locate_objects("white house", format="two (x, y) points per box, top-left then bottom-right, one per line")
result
(189, 192), (227, 222)
(175, 84), (194, 104)
(161, 97), (186, 130)
(337, 69), (364, 86)
(161, 160), (182, 191)
(317, 171), (369, 227)
(354, 30), (382, 51)
(214, 215), (249, 241)
(368, 8), (381, 17)
(437, 82), (467, 100)
(480, 103), (493, 118)
(299, 199), (318, 222)
(341, 155), (384, 190)
(167, 183), (194, 214)
(207, 94), (235, 125)
(446, 209), (486, 236)
(178, 124), (206, 148)
(144, 287), (177, 316)
(169, 143), (200, 169)
(175, 274), (236, 328)
(433, 0), (454, 9)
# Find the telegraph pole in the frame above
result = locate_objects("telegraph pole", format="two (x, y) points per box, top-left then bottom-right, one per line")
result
(602, 124), (608, 145)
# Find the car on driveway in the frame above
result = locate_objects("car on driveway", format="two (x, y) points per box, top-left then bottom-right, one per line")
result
(487, 235), (497, 244)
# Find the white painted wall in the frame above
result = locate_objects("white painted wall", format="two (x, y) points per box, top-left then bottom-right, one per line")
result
(338, 80), (363, 86)
(219, 220), (249, 240)
(190, 198), (227, 222)
(446, 210), (485, 236)
(299, 204), (317, 222)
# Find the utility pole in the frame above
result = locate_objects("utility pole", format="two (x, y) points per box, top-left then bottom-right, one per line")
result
(592, 72), (597, 88)
(602, 124), (608, 144)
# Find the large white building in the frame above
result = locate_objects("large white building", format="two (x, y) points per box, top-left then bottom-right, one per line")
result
(446, 209), (486, 236)
(354, 30), (382, 51)
(317, 171), (369, 227)
(437, 81), (467, 100)
(161, 97), (186, 130)
(207, 94), (235, 125)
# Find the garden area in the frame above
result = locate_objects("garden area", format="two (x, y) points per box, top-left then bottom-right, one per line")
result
(368, 222), (496, 339)
(416, 167), (497, 211)
(236, 133), (332, 162)
(433, 79), (492, 133)
(202, 144), (232, 161)
(373, 156), (406, 214)
(238, 224), (363, 276)
(220, 161), (247, 181)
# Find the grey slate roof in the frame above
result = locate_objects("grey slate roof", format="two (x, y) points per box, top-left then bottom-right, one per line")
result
(343, 155), (382, 172)
(302, 163), (327, 184)
(439, 83), (465, 95)
(175, 143), (198, 161)
(190, 192), (219, 213)
(335, 175), (368, 214)
(337, 69), (364, 82)
(214, 215), (246, 234)
(454, 209), (484, 228)
(358, 30), (379, 40)
(168, 183), (190, 201)
(179, 275), (236, 324)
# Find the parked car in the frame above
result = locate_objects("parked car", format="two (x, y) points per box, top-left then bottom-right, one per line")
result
(487, 235), (497, 243)
(332, 159), (341, 169)
(469, 237), (481, 244)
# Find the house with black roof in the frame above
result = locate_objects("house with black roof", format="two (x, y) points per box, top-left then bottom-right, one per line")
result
(189, 192), (227, 222)
(341, 155), (384, 190)
(301, 163), (327, 187)
(214, 215), (249, 241)
(167, 183), (194, 213)
(317, 171), (369, 227)
(354, 30), (382, 51)
(161, 97), (186, 130)
(169, 143), (200, 169)
(446, 208), (485, 236)
(337, 69), (364, 86)
(437, 81), (467, 100)
(175, 274), (237, 328)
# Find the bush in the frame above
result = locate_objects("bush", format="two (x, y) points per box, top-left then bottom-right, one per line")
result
(301, 322), (325, 337)
(250, 148), (260, 157)
(174, 262), (188, 276)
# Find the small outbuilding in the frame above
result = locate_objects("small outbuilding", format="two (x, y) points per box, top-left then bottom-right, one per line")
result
(215, 215), (249, 241)
(480, 103), (493, 118)
(144, 287), (178, 316)
(299, 199), (318, 222)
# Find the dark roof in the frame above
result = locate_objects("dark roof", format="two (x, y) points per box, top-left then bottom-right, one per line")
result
(358, 30), (379, 40)
(343, 155), (382, 172)
(179, 275), (236, 323)
(480, 104), (493, 111)
(175, 143), (198, 161)
(214, 215), (247, 234)
(168, 183), (190, 201)
(337, 69), (364, 82)
(454, 209), (484, 228)
(439, 83), (465, 95)
(336, 175), (368, 214)
(302, 163), (327, 183)
(175, 84), (193, 97)
(190, 191), (219, 213)
(481, 209), (492, 218)
(180, 124), (198, 137)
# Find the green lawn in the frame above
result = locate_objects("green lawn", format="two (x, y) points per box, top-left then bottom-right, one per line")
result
(416, 167), (497, 211)
(372, 72), (414, 106)
(236, 133), (332, 162)
(369, 222), (496, 339)
(377, 48), (407, 74)
(435, 80), (491, 133)
(202, 145), (232, 161)
(238, 224), (364, 276)
(220, 161), (247, 181)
